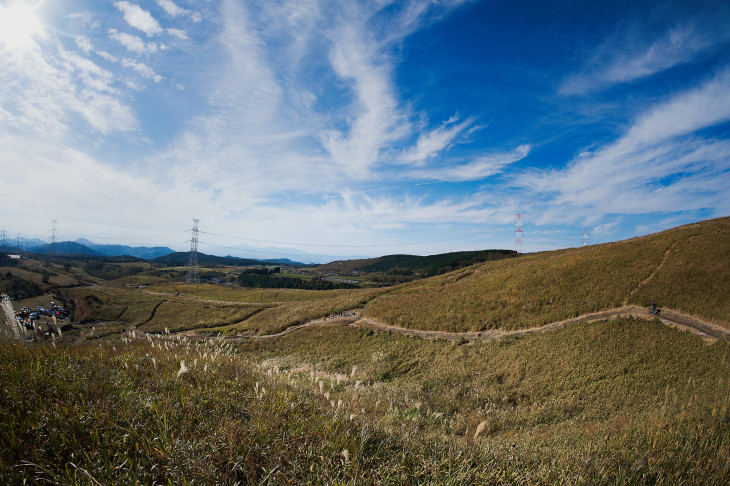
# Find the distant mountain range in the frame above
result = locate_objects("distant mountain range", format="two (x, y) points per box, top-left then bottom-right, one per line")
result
(18, 239), (175, 260)
(6, 239), (308, 266)
(74, 238), (176, 259)
(5, 237), (357, 264)
(152, 252), (307, 267)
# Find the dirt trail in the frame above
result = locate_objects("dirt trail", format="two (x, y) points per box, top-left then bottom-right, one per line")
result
(252, 306), (730, 344)
(623, 240), (679, 305)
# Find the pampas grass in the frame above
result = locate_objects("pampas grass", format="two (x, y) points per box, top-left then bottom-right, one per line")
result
(177, 360), (188, 377)
(473, 420), (487, 440)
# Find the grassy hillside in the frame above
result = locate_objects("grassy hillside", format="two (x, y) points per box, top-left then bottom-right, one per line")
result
(318, 249), (516, 277)
(364, 217), (730, 332)
(63, 284), (384, 335)
(2, 318), (728, 484)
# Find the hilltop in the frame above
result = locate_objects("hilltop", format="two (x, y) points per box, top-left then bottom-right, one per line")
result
(363, 216), (730, 332)
(317, 249), (516, 277)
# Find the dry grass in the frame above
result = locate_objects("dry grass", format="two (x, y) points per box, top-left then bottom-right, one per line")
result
(242, 316), (730, 483)
(64, 284), (386, 335)
(364, 217), (730, 332)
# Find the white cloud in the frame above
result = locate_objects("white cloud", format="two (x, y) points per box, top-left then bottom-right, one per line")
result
(560, 20), (730, 95)
(321, 15), (409, 175)
(399, 115), (474, 165)
(156, 0), (201, 22)
(0, 133), (222, 245)
(75, 36), (93, 54)
(156, 0), (185, 17)
(96, 50), (119, 63)
(408, 145), (531, 182)
(108, 29), (159, 54)
(622, 67), (730, 147)
(67, 53), (117, 93)
(0, 29), (136, 140)
(114, 1), (163, 37)
(121, 58), (163, 82)
(166, 28), (188, 40)
(522, 69), (730, 223)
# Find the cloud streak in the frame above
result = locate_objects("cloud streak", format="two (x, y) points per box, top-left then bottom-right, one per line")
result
(525, 68), (730, 223)
(561, 16), (730, 95)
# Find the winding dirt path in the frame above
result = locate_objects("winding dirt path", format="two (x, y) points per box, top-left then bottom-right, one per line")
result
(251, 306), (730, 344)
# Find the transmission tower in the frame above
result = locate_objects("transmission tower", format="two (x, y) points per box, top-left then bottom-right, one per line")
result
(185, 219), (200, 284)
(514, 214), (524, 253)
(582, 228), (590, 246)
(50, 219), (58, 252)
(16, 234), (21, 249)
(0, 227), (6, 249)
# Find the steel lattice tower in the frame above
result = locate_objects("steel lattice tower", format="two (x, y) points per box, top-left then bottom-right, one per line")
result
(50, 219), (58, 252)
(583, 228), (590, 246)
(514, 214), (524, 253)
(185, 219), (200, 284)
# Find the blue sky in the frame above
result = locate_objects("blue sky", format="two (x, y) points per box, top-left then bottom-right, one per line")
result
(1, 0), (729, 261)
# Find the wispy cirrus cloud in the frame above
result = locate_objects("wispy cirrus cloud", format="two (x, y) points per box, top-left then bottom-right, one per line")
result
(398, 115), (474, 165)
(321, 13), (409, 175)
(407, 144), (531, 182)
(561, 17), (730, 95)
(526, 67), (730, 222)
(0, 31), (136, 139)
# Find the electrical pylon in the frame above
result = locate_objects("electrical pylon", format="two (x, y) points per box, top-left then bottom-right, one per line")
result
(50, 219), (57, 252)
(583, 228), (590, 246)
(514, 214), (524, 253)
(185, 219), (200, 284)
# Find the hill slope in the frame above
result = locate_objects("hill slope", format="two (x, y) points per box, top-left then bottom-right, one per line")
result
(364, 217), (730, 332)
(319, 249), (516, 276)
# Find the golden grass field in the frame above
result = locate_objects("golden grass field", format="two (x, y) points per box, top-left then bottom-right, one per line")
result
(364, 217), (730, 332)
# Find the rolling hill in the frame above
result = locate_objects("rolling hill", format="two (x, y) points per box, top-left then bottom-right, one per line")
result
(318, 249), (517, 276)
(152, 251), (280, 267)
(363, 216), (730, 332)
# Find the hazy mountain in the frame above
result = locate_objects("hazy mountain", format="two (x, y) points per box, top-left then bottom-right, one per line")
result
(207, 243), (358, 264)
(152, 252), (304, 267)
(30, 241), (102, 256)
(74, 238), (175, 259)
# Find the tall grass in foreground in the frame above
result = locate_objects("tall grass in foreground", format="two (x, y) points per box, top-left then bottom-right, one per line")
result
(0, 339), (362, 484)
(243, 318), (730, 485)
(2, 319), (728, 484)
(0, 338), (564, 484)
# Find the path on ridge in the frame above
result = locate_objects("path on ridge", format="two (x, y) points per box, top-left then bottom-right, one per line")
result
(251, 306), (730, 344)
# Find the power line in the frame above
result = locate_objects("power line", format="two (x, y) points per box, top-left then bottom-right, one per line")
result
(197, 226), (516, 249)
